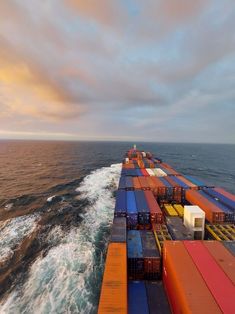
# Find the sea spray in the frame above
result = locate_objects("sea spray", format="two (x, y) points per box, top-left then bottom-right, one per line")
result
(0, 163), (121, 314)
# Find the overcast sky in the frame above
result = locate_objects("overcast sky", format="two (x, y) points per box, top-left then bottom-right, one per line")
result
(0, 0), (235, 143)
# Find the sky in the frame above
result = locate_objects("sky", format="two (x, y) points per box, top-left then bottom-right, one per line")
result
(0, 0), (235, 143)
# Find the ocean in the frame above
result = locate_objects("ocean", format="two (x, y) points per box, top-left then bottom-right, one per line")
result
(0, 140), (234, 313)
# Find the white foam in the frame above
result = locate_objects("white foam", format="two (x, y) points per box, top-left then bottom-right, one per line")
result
(47, 195), (56, 202)
(0, 214), (39, 263)
(0, 163), (122, 313)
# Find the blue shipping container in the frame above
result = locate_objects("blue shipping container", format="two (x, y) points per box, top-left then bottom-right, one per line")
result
(127, 191), (137, 213)
(118, 176), (126, 189)
(128, 281), (149, 314)
(114, 190), (126, 216)
(127, 230), (143, 258)
(184, 175), (209, 187)
(126, 176), (134, 189)
(170, 176), (189, 189)
(203, 188), (235, 211)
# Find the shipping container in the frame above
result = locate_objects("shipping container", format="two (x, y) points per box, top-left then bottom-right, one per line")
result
(98, 243), (127, 314)
(126, 191), (138, 228)
(151, 177), (167, 197)
(125, 176), (134, 190)
(136, 169), (143, 176)
(165, 216), (193, 240)
(110, 217), (127, 243)
(170, 176), (189, 190)
(159, 177), (173, 200)
(134, 191), (150, 226)
(185, 190), (225, 223)
(132, 177), (141, 190)
(141, 169), (150, 176)
(203, 188), (235, 211)
(203, 241), (235, 285)
(153, 168), (167, 177)
(184, 175), (211, 188)
(163, 204), (178, 217)
(178, 175), (198, 190)
(115, 190), (127, 217)
(160, 162), (179, 175)
(127, 230), (144, 279)
(199, 190), (235, 223)
(163, 241), (222, 314)
(128, 281), (149, 314)
(223, 241), (235, 256)
(146, 168), (155, 176)
(118, 176), (126, 190)
(184, 241), (235, 313)
(214, 188), (235, 202)
(164, 176), (182, 202)
(173, 204), (184, 217)
(139, 177), (150, 190)
(144, 191), (163, 224)
(140, 231), (161, 279)
(145, 281), (171, 314)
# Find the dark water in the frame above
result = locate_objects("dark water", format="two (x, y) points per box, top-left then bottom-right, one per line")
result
(0, 140), (234, 313)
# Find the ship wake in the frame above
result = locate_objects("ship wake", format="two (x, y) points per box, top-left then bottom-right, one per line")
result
(0, 163), (121, 314)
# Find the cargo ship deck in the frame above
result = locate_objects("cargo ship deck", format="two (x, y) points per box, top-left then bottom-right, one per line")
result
(98, 146), (235, 314)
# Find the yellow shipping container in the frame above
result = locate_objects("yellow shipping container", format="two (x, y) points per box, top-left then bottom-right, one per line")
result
(173, 204), (184, 217)
(163, 204), (178, 217)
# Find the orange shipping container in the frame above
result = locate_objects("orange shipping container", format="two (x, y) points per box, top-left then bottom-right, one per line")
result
(132, 177), (141, 190)
(203, 241), (235, 285)
(98, 243), (127, 314)
(185, 190), (225, 223)
(179, 176), (198, 190)
(138, 177), (150, 190)
(163, 241), (222, 314)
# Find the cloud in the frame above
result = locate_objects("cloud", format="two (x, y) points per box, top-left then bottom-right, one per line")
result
(0, 0), (235, 142)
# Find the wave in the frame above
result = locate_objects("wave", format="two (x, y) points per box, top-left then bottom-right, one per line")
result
(0, 214), (39, 264)
(0, 163), (121, 314)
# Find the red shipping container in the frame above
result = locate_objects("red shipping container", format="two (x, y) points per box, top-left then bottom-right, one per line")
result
(164, 176), (182, 202)
(141, 169), (150, 176)
(144, 191), (163, 224)
(151, 177), (167, 197)
(163, 241), (221, 314)
(184, 241), (235, 314)
(138, 177), (150, 190)
(203, 241), (235, 285)
(185, 190), (225, 223)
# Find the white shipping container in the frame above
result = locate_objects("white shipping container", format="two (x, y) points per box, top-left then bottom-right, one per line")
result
(146, 168), (155, 176)
(141, 152), (146, 157)
(125, 157), (129, 164)
(184, 205), (205, 240)
(152, 168), (167, 177)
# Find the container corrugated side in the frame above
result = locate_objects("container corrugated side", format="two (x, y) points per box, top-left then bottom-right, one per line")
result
(203, 188), (235, 211)
(134, 190), (150, 226)
(163, 241), (222, 314)
(203, 241), (235, 285)
(115, 190), (127, 217)
(185, 189), (225, 223)
(127, 230), (144, 279)
(128, 281), (149, 314)
(126, 191), (138, 228)
(140, 231), (161, 279)
(111, 217), (127, 243)
(144, 191), (163, 224)
(145, 281), (171, 314)
(165, 216), (193, 240)
(98, 243), (127, 314)
(214, 188), (235, 202)
(184, 241), (235, 313)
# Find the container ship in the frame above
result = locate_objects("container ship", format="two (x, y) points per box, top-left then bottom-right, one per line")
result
(98, 146), (235, 314)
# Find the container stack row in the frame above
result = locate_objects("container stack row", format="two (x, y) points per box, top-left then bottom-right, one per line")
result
(98, 147), (235, 314)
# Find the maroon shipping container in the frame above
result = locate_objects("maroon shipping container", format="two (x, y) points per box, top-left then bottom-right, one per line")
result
(184, 241), (235, 314)
(164, 176), (182, 202)
(146, 177), (157, 191)
(144, 191), (163, 224)
(139, 177), (150, 190)
(185, 190), (225, 223)
(151, 177), (167, 197)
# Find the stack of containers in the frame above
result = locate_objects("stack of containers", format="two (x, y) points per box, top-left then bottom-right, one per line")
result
(144, 191), (163, 224)
(165, 216), (193, 240)
(134, 190), (150, 228)
(126, 191), (138, 229)
(127, 230), (144, 280)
